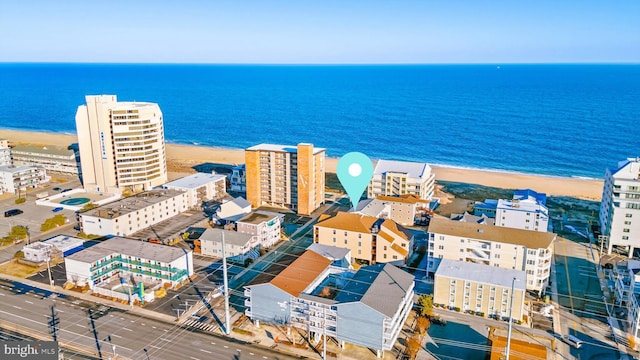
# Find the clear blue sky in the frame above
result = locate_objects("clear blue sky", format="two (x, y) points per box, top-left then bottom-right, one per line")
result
(1, 0), (638, 64)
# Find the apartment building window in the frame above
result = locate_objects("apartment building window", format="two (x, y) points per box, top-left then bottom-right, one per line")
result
(624, 229), (631, 233)
(460, 239), (464, 243)
(358, 234), (362, 239)
(393, 255), (398, 259)
(623, 236), (629, 240)
(525, 219), (530, 223)
(333, 230), (336, 234)
(344, 231), (347, 236)
(495, 254), (500, 259)
(460, 249), (464, 252)
(439, 236), (444, 240)
(344, 239), (348, 244)
(383, 254), (387, 259)
(438, 245), (444, 250)
(626, 214), (633, 218)
(625, 221), (632, 225)
(495, 244), (501, 249)
(358, 241), (362, 247)
(527, 270), (534, 275)
(527, 259), (535, 265)
(333, 238), (336, 243)
(384, 246), (387, 250)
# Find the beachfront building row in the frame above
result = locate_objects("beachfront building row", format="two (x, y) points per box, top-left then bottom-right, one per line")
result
(0, 164), (49, 195)
(245, 143), (325, 215)
(162, 172), (227, 209)
(473, 189), (549, 232)
(427, 217), (556, 293)
(314, 211), (414, 266)
(434, 259), (527, 322)
(80, 189), (188, 237)
(76, 95), (168, 194)
(367, 160), (435, 201)
(601, 257), (640, 343)
(64, 237), (193, 298)
(11, 144), (79, 175)
(600, 157), (640, 257)
(0, 139), (12, 166)
(244, 248), (414, 358)
(356, 194), (432, 226)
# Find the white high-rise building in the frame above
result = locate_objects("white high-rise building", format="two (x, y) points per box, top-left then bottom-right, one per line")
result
(600, 157), (640, 256)
(75, 95), (167, 193)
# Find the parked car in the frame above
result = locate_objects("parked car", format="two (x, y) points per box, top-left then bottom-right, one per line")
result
(52, 207), (64, 213)
(430, 316), (447, 326)
(52, 187), (61, 191)
(61, 188), (73, 193)
(4, 209), (23, 217)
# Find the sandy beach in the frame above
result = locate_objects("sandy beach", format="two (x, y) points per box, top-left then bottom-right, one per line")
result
(0, 129), (603, 200)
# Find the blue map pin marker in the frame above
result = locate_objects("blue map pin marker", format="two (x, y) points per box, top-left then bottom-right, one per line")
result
(337, 152), (374, 210)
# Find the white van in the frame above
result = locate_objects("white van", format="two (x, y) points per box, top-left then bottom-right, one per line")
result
(564, 334), (583, 349)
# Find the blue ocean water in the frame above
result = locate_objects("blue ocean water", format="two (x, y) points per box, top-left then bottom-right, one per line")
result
(0, 63), (638, 179)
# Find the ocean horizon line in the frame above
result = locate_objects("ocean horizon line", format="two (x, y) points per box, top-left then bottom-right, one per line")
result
(0, 61), (638, 66)
(0, 127), (605, 182)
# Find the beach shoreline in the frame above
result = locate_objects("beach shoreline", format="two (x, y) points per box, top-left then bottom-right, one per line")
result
(0, 128), (603, 201)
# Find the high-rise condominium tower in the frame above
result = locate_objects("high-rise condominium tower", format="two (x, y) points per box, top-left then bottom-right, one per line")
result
(600, 157), (640, 256)
(75, 95), (167, 193)
(245, 143), (325, 215)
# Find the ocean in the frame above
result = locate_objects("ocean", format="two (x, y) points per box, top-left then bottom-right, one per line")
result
(0, 63), (638, 179)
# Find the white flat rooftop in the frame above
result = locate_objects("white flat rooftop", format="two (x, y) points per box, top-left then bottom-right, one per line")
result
(246, 143), (326, 154)
(163, 173), (226, 189)
(0, 164), (39, 174)
(436, 258), (527, 290)
(374, 159), (431, 179)
(43, 235), (84, 252)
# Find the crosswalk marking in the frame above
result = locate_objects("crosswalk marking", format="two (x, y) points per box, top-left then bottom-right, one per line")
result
(181, 318), (219, 333)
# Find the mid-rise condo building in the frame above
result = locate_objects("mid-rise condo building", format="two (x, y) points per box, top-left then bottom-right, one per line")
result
(75, 95), (167, 194)
(314, 211), (414, 266)
(427, 217), (555, 293)
(367, 159), (435, 200)
(79, 189), (188, 237)
(434, 259), (527, 322)
(245, 143), (325, 215)
(600, 158), (640, 256)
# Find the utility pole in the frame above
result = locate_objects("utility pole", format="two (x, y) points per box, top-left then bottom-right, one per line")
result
(505, 277), (517, 360)
(47, 305), (60, 342)
(222, 232), (231, 335)
(46, 249), (54, 289)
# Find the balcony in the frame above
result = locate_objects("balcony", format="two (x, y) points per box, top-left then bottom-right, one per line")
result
(244, 298), (251, 307)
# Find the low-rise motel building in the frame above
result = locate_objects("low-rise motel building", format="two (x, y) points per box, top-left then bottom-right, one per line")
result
(0, 164), (49, 195)
(11, 144), (79, 175)
(64, 237), (194, 291)
(161, 172), (227, 209)
(367, 159), (435, 200)
(244, 247), (414, 358)
(434, 258), (527, 322)
(314, 211), (414, 266)
(427, 217), (555, 293)
(80, 189), (188, 237)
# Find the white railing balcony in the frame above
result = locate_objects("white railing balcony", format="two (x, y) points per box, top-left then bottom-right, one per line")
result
(244, 298), (251, 307)
(244, 289), (251, 297)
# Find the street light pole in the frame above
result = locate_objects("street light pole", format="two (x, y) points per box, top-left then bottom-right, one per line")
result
(505, 277), (517, 360)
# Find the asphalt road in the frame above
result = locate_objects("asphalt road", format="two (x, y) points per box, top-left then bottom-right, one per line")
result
(0, 282), (299, 360)
(554, 236), (621, 359)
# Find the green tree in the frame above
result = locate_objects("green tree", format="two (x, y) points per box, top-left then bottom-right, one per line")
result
(405, 336), (421, 360)
(6, 225), (28, 243)
(418, 294), (434, 317)
(416, 316), (430, 336)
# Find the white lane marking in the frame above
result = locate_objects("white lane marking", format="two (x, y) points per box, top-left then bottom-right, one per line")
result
(149, 345), (161, 349)
(122, 327), (133, 332)
(76, 324), (86, 328)
(223, 345), (228, 349)
(130, 320), (134, 323)
(0, 293), (5, 296)
(190, 357), (200, 360)
(250, 353), (254, 356)
(152, 326), (156, 329)
(12, 306), (22, 310)
(159, 338), (171, 342)
(111, 334), (122, 339)
(25, 300), (34, 304)
(57, 309), (64, 313)
(200, 349), (212, 354)
(211, 342), (216, 345)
